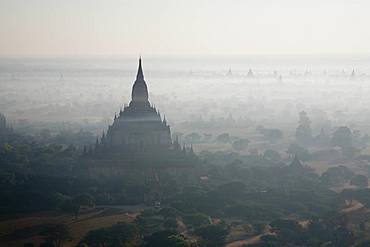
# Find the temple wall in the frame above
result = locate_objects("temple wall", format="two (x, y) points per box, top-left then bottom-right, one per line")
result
(106, 127), (171, 147)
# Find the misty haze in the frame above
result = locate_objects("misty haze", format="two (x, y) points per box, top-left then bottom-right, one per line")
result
(1, 1), (370, 247)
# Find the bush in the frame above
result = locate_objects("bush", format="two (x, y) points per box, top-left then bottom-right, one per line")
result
(332, 126), (353, 148)
(216, 133), (231, 143)
(350, 175), (369, 188)
(263, 149), (281, 162)
(321, 166), (354, 185)
(287, 142), (311, 161)
(183, 213), (210, 227)
(144, 230), (188, 247)
(232, 139), (249, 151)
(81, 222), (141, 247)
(194, 224), (229, 247)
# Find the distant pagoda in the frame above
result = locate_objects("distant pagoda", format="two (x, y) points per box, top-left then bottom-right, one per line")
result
(0, 113), (6, 133)
(87, 58), (194, 167)
(351, 69), (356, 78)
(247, 69), (254, 78)
(289, 155), (304, 169)
(0, 113), (14, 142)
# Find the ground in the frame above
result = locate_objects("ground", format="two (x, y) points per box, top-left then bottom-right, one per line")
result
(0, 205), (146, 247)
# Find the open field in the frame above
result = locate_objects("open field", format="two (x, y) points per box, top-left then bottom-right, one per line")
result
(0, 206), (146, 247)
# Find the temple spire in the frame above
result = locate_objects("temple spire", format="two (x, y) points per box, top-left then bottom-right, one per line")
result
(131, 57), (149, 103)
(136, 56), (144, 80)
(290, 154), (303, 168)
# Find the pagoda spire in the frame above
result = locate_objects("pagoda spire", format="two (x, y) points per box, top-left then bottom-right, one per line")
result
(136, 56), (144, 80)
(290, 154), (303, 168)
(131, 57), (149, 103)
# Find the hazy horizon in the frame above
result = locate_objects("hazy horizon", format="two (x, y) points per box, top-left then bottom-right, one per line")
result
(1, 0), (370, 57)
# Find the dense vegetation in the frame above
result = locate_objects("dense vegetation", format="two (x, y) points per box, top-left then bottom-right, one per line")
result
(1, 115), (370, 247)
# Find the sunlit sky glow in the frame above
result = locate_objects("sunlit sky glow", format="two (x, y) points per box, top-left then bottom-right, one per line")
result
(1, 0), (370, 57)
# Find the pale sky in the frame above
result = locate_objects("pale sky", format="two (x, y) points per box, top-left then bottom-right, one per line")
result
(0, 0), (369, 57)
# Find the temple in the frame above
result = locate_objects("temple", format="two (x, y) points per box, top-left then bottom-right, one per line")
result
(102, 57), (172, 150)
(88, 58), (193, 167)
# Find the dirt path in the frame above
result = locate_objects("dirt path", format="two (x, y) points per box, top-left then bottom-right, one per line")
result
(224, 234), (263, 247)
(341, 200), (364, 213)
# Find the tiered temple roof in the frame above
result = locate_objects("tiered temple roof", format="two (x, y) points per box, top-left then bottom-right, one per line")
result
(86, 58), (195, 167)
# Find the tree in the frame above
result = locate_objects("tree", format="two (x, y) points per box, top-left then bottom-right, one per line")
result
(320, 166), (354, 185)
(109, 222), (141, 247)
(261, 129), (283, 142)
(232, 139), (249, 151)
(183, 213), (210, 227)
(184, 132), (202, 144)
(194, 224), (228, 247)
(74, 193), (95, 208)
(40, 224), (71, 247)
(144, 230), (188, 247)
(350, 174), (368, 188)
(332, 126), (352, 148)
(216, 133), (230, 143)
(315, 128), (330, 146)
(263, 149), (281, 162)
(164, 217), (178, 229)
(342, 146), (358, 159)
(295, 111), (312, 145)
(81, 228), (110, 247)
(60, 193), (95, 219)
(333, 226), (354, 247)
(82, 222), (141, 247)
(355, 240), (370, 247)
(287, 142), (311, 161)
(269, 219), (303, 245)
(60, 199), (80, 219)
